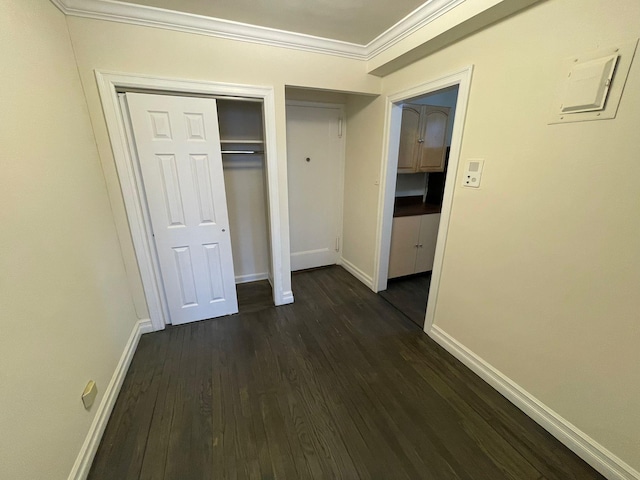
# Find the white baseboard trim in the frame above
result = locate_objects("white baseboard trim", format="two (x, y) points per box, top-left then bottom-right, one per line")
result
(235, 272), (269, 284)
(280, 290), (295, 305)
(68, 318), (153, 480)
(340, 257), (374, 289)
(428, 324), (640, 480)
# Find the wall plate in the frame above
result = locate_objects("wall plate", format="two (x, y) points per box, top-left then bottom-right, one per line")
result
(81, 380), (98, 410)
(549, 38), (638, 124)
(462, 159), (484, 188)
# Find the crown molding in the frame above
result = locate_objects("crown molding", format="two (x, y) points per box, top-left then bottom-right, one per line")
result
(50, 0), (365, 59)
(50, 0), (466, 61)
(364, 0), (466, 58)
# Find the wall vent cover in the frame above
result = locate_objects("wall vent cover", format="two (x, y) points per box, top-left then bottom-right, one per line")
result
(560, 54), (618, 114)
(549, 38), (638, 124)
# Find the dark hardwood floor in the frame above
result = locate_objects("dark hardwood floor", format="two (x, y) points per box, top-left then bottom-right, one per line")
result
(379, 272), (431, 328)
(89, 266), (603, 480)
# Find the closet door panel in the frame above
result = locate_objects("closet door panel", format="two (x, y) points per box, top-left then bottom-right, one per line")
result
(126, 92), (238, 325)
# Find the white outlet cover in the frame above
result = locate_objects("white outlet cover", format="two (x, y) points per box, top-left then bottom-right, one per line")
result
(82, 380), (98, 409)
(462, 159), (484, 188)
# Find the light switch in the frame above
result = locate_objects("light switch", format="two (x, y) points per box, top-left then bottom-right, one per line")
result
(462, 159), (484, 188)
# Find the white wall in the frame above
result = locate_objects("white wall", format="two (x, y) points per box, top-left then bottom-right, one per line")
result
(382, 0), (640, 472)
(65, 16), (381, 317)
(0, 1), (139, 479)
(367, 0), (542, 75)
(285, 87), (349, 104)
(223, 158), (270, 282)
(341, 95), (386, 284)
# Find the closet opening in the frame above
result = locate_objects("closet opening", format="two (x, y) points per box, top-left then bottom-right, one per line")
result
(216, 99), (273, 313)
(120, 92), (273, 322)
(97, 71), (293, 331)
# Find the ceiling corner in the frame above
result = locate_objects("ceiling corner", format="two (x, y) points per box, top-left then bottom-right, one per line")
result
(49, 0), (69, 14)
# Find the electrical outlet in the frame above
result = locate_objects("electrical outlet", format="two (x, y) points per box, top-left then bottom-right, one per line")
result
(462, 159), (484, 188)
(82, 381), (97, 409)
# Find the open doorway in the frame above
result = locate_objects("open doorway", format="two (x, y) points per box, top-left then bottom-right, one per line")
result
(373, 66), (473, 332)
(380, 85), (458, 327)
(379, 86), (458, 327)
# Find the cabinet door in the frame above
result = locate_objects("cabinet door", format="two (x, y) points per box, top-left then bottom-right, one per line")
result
(397, 105), (421, 173)
(415, 214), (441, 273)
(388, 216), (421, 279)
(417, 106), (449, 173)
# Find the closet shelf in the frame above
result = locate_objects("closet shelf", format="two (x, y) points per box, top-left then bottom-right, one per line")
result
(221, 150), (264, 155)
(220, 139), (264, 145)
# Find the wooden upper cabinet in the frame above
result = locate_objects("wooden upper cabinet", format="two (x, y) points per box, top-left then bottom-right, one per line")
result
(397, 104), (450, 174)
(417, 106), (449, 172)
(397, 105), (421, 173)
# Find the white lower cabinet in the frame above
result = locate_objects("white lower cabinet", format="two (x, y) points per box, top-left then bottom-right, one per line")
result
(388, 214), (440, 279)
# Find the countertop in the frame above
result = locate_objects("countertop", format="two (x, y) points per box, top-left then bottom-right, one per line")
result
(393, 196), (442, 217)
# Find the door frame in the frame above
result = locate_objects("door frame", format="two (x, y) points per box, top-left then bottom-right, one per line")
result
(285, 100), (346, 270)
(373, 65), (473, 333)
(96, 70), (294, 331)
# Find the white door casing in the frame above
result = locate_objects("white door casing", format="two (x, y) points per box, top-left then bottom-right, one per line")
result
(374, 65), (473, 333)
(286, 102), (345, 271)
(96, 71), (294, 332)
(125, 92), (238, 325)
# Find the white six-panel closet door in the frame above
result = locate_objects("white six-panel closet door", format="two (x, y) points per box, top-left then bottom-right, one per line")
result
(125, 92), (238, 325)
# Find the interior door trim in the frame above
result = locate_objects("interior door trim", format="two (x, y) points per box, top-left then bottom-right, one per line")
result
(373, 65), (474, 333)
(96, 70), (294, 331)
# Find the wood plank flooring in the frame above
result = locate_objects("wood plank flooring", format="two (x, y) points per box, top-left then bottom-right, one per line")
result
(89, 266), (604, 480)
(379, 272), (431, 328)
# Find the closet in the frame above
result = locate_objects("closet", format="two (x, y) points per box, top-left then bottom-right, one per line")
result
(217, 99), (271, 285)
(122, 92), (272, 326)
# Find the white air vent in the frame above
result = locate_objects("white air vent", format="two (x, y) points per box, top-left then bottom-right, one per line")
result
(549, 38), (638, 124)
(560, 54), (618, 114)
